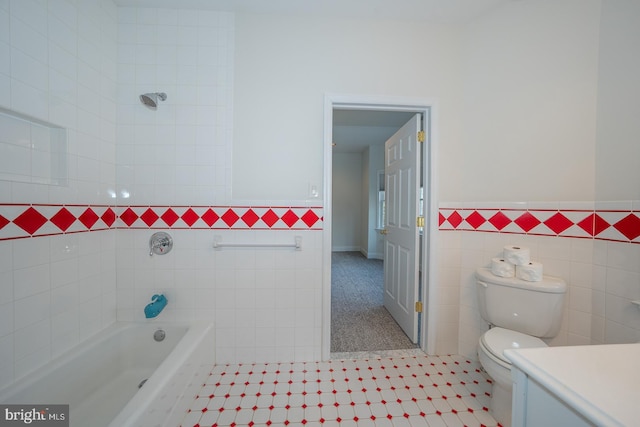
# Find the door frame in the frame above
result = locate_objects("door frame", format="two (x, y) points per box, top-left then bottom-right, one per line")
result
(322, 94), (440, 359)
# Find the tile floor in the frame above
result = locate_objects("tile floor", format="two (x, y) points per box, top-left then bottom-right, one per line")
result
(179, 351), (500, 427)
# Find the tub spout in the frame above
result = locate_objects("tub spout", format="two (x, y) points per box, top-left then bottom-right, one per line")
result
(144, 294), (167, 319)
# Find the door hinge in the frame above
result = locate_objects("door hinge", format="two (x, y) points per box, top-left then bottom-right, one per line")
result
(415, 301), (423, 313)
(417, 130), (425, 143)
(416, 216), (425, 228)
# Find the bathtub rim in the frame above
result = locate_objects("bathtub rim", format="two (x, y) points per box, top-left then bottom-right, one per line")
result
(109, 320), (214, 427)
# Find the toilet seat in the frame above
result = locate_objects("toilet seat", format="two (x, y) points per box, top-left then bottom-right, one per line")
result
(480, 327), (547, 366)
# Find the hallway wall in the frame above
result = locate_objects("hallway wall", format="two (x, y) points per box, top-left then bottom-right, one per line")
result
(332, 152), (363, 252)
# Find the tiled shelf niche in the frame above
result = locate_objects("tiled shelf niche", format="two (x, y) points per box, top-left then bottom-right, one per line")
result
(0, 107), (67, 186)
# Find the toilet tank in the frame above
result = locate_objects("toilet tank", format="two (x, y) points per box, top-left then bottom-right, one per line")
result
(476, 267), (567, 338)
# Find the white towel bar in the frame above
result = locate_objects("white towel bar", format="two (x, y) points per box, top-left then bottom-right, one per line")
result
(213, 235), (302, 250)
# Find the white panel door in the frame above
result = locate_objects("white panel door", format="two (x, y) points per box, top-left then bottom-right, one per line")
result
(383, 113), (421, 343)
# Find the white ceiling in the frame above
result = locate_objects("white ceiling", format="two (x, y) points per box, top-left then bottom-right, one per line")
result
(333, 110), (416, 153)
(333, 110), (416, 129)
(113, 0), (510, 24)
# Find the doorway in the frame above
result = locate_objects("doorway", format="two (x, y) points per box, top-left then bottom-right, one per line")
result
(330, 110), (418, 354)
(322, 94), (438, 360)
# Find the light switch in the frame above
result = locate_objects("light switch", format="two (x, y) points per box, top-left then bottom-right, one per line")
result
(309, 183), (319, 198)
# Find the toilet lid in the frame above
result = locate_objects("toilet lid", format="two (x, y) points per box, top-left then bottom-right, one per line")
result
(481, 327), (547, 364)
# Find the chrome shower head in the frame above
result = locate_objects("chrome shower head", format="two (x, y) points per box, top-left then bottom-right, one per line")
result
(139, 92), (167, 110)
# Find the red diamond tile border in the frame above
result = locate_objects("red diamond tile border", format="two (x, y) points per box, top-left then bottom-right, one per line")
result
(222, 208), (240, 227)
(438, 206), (640, 244)
(241, 209), (260, 227)
(182, 208), (200, 227)
(201, 208), (219, 227)
(140, 208), (160, 227)
(1, 203), (639, 245)
(78, 208), (100, 229)
(0, 204), (324, 241)
(262, 209), (280, 228)
(111, 206), (324, 231)
(160, 208), (180, 227)
(13, 207), (48, 235)
(49, 207), (77, 232)
(613, 214), (640, 241)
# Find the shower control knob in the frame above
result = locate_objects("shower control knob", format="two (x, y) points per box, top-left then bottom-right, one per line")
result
(149, 232), (173, 256)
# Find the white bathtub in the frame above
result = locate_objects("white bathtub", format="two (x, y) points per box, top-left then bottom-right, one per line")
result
(0, 322), (215, 427)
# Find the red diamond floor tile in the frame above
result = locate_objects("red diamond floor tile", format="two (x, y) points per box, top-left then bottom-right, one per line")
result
(179, 354), (499, 427)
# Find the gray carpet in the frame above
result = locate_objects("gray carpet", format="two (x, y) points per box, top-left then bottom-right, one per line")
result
(331, 251), (416, 353)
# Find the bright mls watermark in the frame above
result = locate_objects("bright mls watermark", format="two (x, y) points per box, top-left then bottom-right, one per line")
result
(1, 405), (68, 426)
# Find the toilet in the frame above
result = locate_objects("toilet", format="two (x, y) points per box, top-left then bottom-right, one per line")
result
(475, 267), (566, 427)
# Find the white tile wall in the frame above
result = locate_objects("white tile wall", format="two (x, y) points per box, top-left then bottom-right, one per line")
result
(435, 231), (462, 355)
(0, 0), (117, 390)
(116, 7), (234, 207)
(594, 239), (640, 344)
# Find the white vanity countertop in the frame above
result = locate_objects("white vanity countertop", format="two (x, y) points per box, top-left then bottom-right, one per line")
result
(505, 343), (640, 427)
